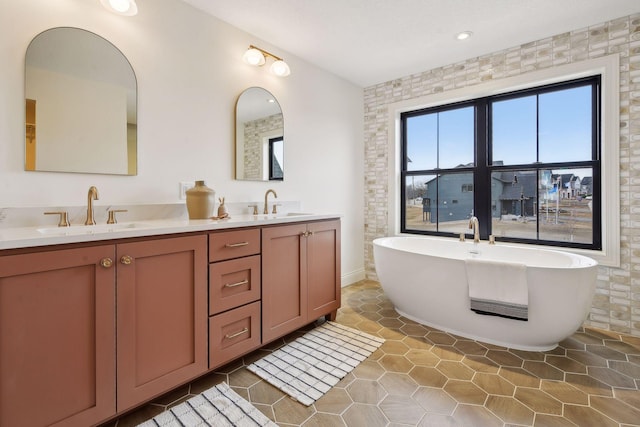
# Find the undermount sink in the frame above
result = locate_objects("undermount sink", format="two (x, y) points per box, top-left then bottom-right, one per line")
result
(37, 222), (148, 236)
(281, 212), (314, 217)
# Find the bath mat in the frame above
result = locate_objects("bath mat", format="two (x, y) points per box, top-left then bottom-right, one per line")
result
(247, 321), (385, 406)
(137, 382), (276, 427)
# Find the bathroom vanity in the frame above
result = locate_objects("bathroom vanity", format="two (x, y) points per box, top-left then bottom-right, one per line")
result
(0, 214), (340, 427)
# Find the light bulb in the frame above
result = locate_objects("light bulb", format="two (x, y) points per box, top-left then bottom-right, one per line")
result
(456, 31), (473, 41)
(100, 0), (138, 15)
(109, 0), (130, 12)
(242, 48), (266, 66)
(270, 60), (291, 77)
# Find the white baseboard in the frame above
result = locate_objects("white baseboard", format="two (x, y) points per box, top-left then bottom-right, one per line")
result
(341, 268), (365, 287)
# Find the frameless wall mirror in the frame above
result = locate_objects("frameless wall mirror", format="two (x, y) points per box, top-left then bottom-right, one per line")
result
(235, 87), (284, 181)
(25, 27), (137, 175)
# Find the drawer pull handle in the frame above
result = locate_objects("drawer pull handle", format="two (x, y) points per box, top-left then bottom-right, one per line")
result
(225, 279), (249, 288)
(120, 255), (133, 265)
(100, 258), (113, 268)
(225, 327), (249, 339)
(225, 242), (249, 248)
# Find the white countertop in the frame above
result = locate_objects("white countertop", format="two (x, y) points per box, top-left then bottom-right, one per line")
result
(0, 213), (340, 250)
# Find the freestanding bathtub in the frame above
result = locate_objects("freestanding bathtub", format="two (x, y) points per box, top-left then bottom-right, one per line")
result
(373, 236), (598, 351)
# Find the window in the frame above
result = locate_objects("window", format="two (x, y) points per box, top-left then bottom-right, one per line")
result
(268, 136), (283, 181)
(401, 76), (601, 250)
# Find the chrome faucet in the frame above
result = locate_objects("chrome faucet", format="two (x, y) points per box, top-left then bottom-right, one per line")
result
(85, 186), (99, 225)
(468, 216), (480, 243)
(263, 189), (277, 214)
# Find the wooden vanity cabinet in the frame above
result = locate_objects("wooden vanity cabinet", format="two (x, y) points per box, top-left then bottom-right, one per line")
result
(116, 234), (208, 412)
(0, 234), (208, 425)
(208, 228), (262, 369)
(0, 245), (116, 427)
(0, 218), (339, 426)
(262, 219), (341, 343)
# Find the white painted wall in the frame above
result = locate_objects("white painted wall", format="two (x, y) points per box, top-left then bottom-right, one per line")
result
(0, 0), (365, 284)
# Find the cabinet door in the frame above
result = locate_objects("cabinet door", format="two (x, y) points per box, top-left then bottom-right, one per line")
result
(262, 223), (308, 343)
(307, 220), (341, 320)
(116, 235), (207, 412)
(0, 245), (116, 427)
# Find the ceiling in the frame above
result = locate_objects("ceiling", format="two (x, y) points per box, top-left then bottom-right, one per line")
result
(180, 0), (640, 87)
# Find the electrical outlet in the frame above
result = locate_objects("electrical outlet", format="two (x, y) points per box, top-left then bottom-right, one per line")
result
(179, 182), (192, 200)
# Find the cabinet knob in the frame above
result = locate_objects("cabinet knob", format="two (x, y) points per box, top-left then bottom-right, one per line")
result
(120, 255), (133, 265)
(100, 258), (113, 268)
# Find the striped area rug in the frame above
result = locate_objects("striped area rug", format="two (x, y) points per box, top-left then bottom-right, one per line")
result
(137, 382), (276, 427)
(247, 321), (385, 406)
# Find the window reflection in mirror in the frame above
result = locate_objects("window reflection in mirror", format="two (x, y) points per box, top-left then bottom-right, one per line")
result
(25, 27), (137, 175)
(235, 87), (284, 181)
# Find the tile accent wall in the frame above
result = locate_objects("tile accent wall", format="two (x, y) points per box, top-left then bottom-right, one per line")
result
(243, 113), (284, 180)
(363, 14), (640, 337)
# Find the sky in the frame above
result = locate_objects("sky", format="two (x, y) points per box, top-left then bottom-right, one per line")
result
(405, 84), (593, 177)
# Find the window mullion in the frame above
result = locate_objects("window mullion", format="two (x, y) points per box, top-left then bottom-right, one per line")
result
(475, 98), (491, 240)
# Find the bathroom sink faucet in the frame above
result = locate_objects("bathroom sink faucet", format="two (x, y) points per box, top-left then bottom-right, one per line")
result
(469, 216), (480, 243)
(263, 189), (277, 214)
(85, 186), (99, 225)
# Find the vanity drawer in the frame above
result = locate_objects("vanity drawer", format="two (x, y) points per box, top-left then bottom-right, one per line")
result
(209, 228), (260, 262)
(209, 255), (261, 315)
(209, 301), (261, 369)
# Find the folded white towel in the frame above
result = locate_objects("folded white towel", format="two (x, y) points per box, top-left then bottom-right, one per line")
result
(465, 258), (528, 320)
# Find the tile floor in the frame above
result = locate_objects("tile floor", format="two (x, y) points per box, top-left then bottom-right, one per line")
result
(103, 280), (640, 427)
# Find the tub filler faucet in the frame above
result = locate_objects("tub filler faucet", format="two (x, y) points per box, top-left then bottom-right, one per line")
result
(468, 216), (480, 243)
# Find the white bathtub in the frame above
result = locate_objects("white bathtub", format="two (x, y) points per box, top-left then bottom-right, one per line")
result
(373, 236), (598, 351)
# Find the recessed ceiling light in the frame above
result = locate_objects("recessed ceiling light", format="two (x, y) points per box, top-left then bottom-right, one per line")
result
(100, 0), (138, 16)
(456, 31), (473, 41)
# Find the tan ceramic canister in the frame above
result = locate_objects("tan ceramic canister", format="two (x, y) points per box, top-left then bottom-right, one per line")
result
(186, 180), (216, 219)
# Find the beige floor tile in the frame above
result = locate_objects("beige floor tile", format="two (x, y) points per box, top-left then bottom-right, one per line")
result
(452, 404), (503, 427)
(590, 395), (640, 424)
(314, 387), (353, 414)
(443, 379), (488, 405)
(379, 395), (426, 424)
(302, 412), (347, 427)
(412, 387), (457, 415)
(473, 372), (516, 395)
(342, 403), (388, 427)
(408, 366), (448, 388)
(379, 372), (419, 395)
(346, 379), (387, 404)
(563, 404), (619, 427)
(485, 394), (535, 425)
(272, 396), (316, 425)
(514, 387), (563, 415)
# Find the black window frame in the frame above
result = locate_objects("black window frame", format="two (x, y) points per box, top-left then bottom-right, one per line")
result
(400, 76), (601, 250)
(268, 136), (284, 181)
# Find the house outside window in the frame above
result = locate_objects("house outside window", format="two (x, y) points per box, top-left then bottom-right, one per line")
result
(401, 76), (601, 250)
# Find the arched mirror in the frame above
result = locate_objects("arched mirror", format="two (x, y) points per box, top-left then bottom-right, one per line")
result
(235, 87), (283, 181)
(25, 27), (137, 175)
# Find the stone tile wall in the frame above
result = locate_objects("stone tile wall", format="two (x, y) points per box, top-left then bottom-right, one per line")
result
(243, 113), (283, 180)
(363, 14), (640, 337)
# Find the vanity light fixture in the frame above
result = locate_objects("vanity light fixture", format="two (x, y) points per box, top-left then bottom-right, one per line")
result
(456, 31), (473, 41)
(100, 0), (138, 16)
(242, 45), (291, 77)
